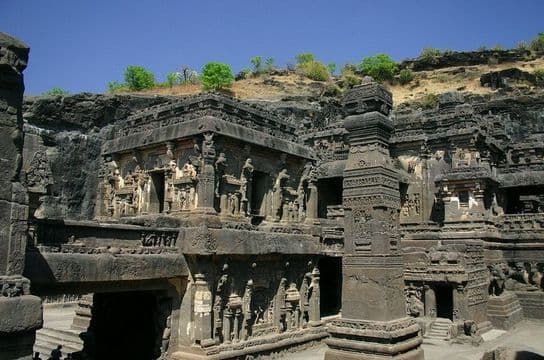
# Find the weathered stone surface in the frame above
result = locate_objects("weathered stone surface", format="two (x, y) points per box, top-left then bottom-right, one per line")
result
(0, 32), (42, 360)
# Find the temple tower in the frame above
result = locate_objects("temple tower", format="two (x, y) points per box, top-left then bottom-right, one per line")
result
(324, 78), (423, 360)
(0, 33), (43, 360)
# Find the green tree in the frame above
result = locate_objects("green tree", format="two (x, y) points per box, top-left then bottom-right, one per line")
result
(327, 62), (337, 75)
(358, 54), (398, 82)
(265, 57), (274, 72)
(530, 32), (544, 53)
(201, 62), (234, 90)
(250, 56), (262, 74)
(43, 87), (69, 96)
(166, 72), (181, 88)
(124, 65), (155, 90)
(295, 52), (315, 65)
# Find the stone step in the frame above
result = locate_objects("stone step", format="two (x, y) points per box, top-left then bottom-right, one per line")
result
(427, 330), (448, 336)
(34, 339), (82, 356)
(34, 327), (84, 356)
(37, 328), (83, 345)
(433, 318), (452, 324)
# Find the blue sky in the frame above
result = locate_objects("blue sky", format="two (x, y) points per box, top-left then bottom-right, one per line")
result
(2, 0), (543, 95)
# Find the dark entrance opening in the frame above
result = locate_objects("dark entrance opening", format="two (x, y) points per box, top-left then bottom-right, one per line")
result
(317, 177), (343, 219)
(251, 170), (268, 216)
(435, 284), (453, 320)
(89, 291), (160, 360)
(150, 171), (165, 213)
(318, 256), (342, 316)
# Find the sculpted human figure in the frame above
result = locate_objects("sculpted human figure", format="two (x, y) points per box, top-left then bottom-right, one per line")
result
(272, 169), (290, 221)
(215, 152), (227, 198)
(240, 158), (254, 215)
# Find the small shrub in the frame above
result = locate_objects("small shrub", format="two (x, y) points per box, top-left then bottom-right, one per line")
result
(107, 81), (127, 93)
(201, 62), (234, 90)
(358, 54), (398, 82)
(340, 66), (361, 88)
(535, 69), (544, 84)
(516, 41), (529, 51)
(43, 87), (69, 96)
(323, 83), (342, 97)
(421, 93), (438, 109)
(298, 60), (329, 81)
(250, 56), (262, 74)
(418, 47), (442, 64)
(236, 67), (252, 80)
(398, 69), (414, 85)
(295, 52), (315, 65)
(180, 66), (199, 84)
(124, 65), (155, 91)
(491, 44), (504, 51)
(530, 32), (544, 53)
(166, 72), (181, 88)
(327, 62), (337, 75)
(265, 57), (274, 72)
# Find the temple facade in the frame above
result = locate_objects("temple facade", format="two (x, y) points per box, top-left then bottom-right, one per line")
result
(1, 33), (544, 359)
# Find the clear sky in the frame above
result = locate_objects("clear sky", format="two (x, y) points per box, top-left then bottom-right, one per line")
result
(2, 0), (543, 95)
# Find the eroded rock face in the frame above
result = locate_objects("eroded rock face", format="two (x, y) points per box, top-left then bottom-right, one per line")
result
(0, 32), (43, 360)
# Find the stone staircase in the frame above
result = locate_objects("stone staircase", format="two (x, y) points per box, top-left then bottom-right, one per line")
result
(424, 318), (452, 341)
(34, 327), (84, 356)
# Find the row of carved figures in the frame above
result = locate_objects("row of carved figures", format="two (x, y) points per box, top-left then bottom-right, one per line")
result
(101, 144), (317, 223)
(488, 262), (544, 296)
(204, 267), (320, 345)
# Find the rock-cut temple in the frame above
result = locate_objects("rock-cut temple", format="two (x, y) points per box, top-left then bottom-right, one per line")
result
(1, 32), (544, 360)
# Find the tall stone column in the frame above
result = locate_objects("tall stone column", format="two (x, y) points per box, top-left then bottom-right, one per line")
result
(0, 33), (43, 360)
(324, 79), (423, 360)
(305, 180), (318, 222)
(195, 132), (217, 214)
(193, 273), (214, 346)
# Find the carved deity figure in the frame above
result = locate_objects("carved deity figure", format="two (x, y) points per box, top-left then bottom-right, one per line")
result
(488, 264), (507, 296)
(491, 194), (504, 216)
(214, 152), (227, 198)
(202, 132), (216, 161)
(405, 286), (424, 317)
(272, 169), (290, 221)
(214, 273), (229, 342)
(240, 158), (254, 215)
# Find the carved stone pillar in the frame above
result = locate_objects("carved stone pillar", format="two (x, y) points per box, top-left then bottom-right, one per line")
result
(324, 79), (424, 360)
(195, 132), (217, 214)
(424, 285), (436, 318)
(0, 33), (43, 360)
(453, 284), (468, 322)
(193, 273), (214, 346)
(222, 308), (233, 344)
(305, 181), (318, 222)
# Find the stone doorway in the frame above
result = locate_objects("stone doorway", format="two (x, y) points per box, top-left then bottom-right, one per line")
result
(317, 177), (343, 218)
(318, 256), (342, 317)
(251, 170), (268, 216)
(87, 291), (163, 360)
(150, 171), (165, 213)
(435, 284), (453, 320)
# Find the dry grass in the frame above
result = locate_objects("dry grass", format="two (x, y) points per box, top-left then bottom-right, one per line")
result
(389, 56), (544, 104)
(116, 57), (544, 105)
(125, 73), (323, 100)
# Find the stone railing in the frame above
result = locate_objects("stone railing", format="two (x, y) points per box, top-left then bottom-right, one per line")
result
(500, 213), (544, 231)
